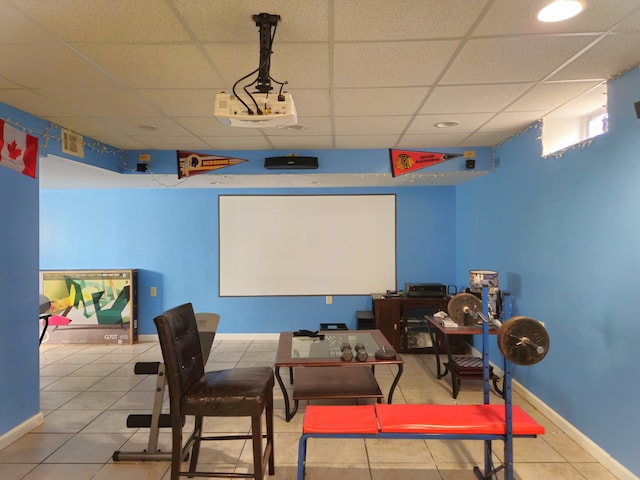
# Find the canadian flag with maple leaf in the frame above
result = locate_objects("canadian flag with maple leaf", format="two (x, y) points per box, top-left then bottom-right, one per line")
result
(0, 119), (39, 178)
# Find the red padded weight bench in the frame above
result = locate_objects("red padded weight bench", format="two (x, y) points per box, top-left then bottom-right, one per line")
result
(297, 404), (544, 480)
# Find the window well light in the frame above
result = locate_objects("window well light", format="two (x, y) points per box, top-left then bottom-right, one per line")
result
(537, 0), (584, 23)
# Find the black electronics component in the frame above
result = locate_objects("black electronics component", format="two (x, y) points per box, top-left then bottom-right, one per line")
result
(264, 156), (319, 169)
(405, 283), (447, 297)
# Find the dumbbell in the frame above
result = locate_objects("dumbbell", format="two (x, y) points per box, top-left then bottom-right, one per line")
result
(354, 343), (368, 362)
(340, 343), (354, 361)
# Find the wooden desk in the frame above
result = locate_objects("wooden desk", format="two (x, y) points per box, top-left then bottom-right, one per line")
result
(274, 330), (403, 421)
(371, 294), (468, 354)
(424, 316), (503, 399)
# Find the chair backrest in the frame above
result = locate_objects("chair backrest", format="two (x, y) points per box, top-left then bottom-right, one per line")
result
(154, 303), (205, 412)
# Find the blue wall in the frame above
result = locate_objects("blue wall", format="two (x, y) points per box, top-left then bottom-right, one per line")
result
(455, 66), (640, 475)
(0, 107), (42, 433)
(40, 186), (457, 334)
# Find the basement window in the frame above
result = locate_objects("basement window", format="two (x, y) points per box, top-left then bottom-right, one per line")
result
(541, 83), (608, 156)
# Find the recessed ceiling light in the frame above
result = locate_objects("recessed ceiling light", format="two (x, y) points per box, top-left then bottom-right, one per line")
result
(537, 0), (584, 22)
(434, 121), (460, 128)
(283, 124), (308, 131)
(137, 124), (158, 131)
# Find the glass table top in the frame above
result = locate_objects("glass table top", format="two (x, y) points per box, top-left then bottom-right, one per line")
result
(291, 331), (381, 359)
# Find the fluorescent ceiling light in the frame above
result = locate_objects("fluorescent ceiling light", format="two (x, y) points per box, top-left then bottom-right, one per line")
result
(537, 1), (584, 22)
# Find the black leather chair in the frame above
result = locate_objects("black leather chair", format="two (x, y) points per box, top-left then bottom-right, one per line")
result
(154, 303), (275, 479)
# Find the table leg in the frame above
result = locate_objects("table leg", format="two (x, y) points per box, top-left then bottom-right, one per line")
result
(274, 366), (299, 422)
(426, 321), (447, 378)
(443, 331), (457, 396)
(387, 363), (403, 404)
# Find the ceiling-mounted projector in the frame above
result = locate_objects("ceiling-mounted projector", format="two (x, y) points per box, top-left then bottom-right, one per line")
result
(214, 13), (299, 129)
(214, 92), (297, 128)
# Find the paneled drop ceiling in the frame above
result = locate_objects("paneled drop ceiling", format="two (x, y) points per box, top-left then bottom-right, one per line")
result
(1, 0), (639, 187)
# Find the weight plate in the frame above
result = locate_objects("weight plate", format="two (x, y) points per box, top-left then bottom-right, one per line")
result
(447, 293), (483, 326)
(498, 316), (550, 366)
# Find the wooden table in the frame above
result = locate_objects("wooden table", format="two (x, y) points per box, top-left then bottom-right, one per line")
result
(424, 316), (503, 398)
(274, 329), (404, 421)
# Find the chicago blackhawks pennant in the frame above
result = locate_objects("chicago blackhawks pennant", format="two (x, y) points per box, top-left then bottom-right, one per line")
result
(177, 151), (248, 179)
(389, 149), (462, 177)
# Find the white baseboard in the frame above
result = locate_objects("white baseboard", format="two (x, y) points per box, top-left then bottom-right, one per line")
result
(0, 412), (43, 451)
(467, 346), (638, 480)
(514, 380), (638, 480)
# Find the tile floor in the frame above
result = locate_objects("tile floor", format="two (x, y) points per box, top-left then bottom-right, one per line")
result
(0, 338), (621, 480)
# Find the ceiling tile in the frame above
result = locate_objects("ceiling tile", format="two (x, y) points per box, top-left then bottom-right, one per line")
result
(136, 89), (222, 117)
(420, 84), (533, 114)
(14, 0), (191, 42)
(407, 113), (494, 134)
(441, 36), (599, 84)
(0, 89), (60, 120)
(203, 136), (274, 150)
(506, 81), (604, 112)
(335, 135), (401, 149)
(35, 89), (159, 117)
(614, 8), (640, 32)
(0, 77), (21, 88)
(266, 117), (333, 136)
(549, 33), (640, 81)
(460, 131), (513, 147)
(287, 89), (332, 116)
(0, 2), (53, 42)
(130, 135), (212, 150)
(205, 43), (330, 90)
(0, 45), (117, 88)
(334, 0), (488, 41)
(73, 44), (225, 88)
(175, 117), (265, 137)
(481, 111), (543, 132)
(334, 116), (411, 135)
(267, 135), (334, 150)
(88, 136), (150, 150)
(398, 133), (472, 148)
(174, 0), (329, 42)
(334, 87), (429, 116)
(542, 84), (607, 118)
(334, 40), (461, 87)
(62, 115), (190, 137)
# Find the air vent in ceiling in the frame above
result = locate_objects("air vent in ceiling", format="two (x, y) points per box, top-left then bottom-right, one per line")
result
(61, 128), (85, 159)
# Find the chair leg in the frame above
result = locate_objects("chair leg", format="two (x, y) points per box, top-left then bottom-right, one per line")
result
(189, 416), (203, 473)
(251, 414), (264, 480)
(170, 415), (184, 480)
(266, 393), (275, 475)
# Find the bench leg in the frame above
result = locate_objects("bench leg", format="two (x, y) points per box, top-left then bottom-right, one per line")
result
(297, 434), (309, 480)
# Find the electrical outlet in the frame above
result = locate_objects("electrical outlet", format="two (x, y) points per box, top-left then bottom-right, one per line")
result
(326, 295), (333, 305)
(150, 286), (157, 297)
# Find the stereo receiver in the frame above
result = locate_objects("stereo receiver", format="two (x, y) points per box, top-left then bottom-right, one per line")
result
(405, 283), (447, 297)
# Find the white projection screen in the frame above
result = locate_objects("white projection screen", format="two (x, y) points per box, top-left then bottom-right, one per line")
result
(219, 195), (396, 296)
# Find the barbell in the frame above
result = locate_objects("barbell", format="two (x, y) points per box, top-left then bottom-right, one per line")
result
(447, 293), (550, 366)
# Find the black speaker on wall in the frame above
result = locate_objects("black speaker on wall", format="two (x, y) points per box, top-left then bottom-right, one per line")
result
(264, 156), (318, 169)
(634, 101), (640, 119)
